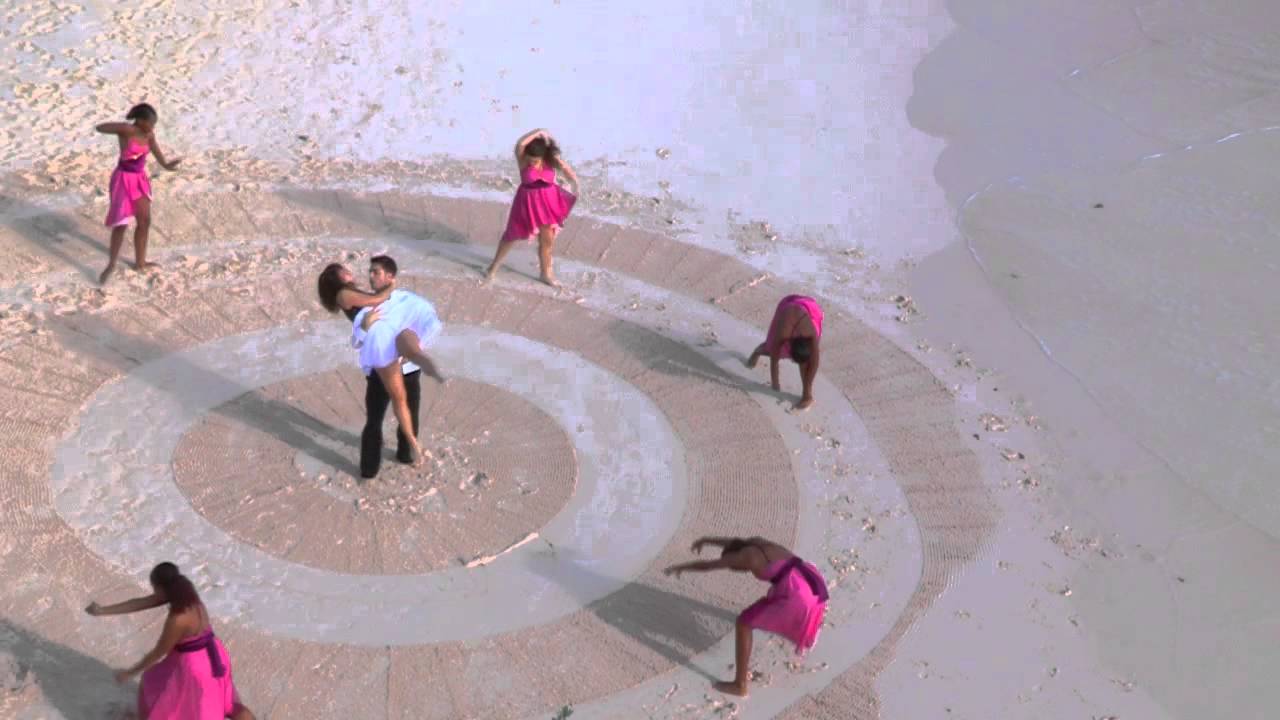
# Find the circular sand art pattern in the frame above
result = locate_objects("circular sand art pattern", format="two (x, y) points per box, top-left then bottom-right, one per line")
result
(1, 189), (996, 719)
(172, 374), (578, 574)
(52, 322), (691, 645)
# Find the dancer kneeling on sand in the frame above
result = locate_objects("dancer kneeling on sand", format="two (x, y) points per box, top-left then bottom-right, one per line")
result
(317, 257), (445, 466)
(484, 128), (580, 287)
(747, 294), (823, 410)
(85, 562), (256, 720)
(95, 103), (182, 285)
(665, 536), (829, 697)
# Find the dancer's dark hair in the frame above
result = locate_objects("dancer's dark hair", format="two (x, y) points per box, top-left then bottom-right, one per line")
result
(149, 562), (201, 612)
(524, 137), (560, 161)
(126, 103), (157, 124)
(369, 255), (398, 277)
(790, 337), (814, 364)
(317, 263), (349, 313)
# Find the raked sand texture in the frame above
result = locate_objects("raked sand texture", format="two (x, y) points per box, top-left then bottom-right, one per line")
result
(0, 189), (989, 718)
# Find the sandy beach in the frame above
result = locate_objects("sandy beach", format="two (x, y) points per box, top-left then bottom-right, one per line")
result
(1, 1), (1273, 718)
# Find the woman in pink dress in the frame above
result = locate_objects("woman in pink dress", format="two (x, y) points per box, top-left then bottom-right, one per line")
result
(665, 536), (829, 697)
(95, 103), (182, 285)
(747, 294), (824, 410)
(85, 562), (255, 720)
(483, 128), (580, 287)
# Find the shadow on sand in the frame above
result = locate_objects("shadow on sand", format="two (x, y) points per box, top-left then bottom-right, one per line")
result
(0, 619), (136, 720)
(526, 547), (737, 685)
(0, 194), (107, 283)
(46, 311), (364, 478)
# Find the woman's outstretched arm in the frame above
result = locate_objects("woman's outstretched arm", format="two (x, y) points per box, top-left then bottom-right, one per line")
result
(148, 135), (181, 171)
(115, 613), (184, 682)
(95, 122), (135, 136)
(86, 593), (166, 617)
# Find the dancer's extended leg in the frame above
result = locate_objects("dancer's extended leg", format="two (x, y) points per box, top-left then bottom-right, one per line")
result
(99, 225), (128, 284)
(537, 224), (560, 287)
(131, 195), (158, 271)
(712, 621), (753, 697)
(374, 362), (424, 464)
(483, 240), (517, 282)
(396, 330), (445, 384)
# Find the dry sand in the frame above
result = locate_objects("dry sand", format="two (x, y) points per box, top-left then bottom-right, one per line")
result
(1, 1), (1267, 719)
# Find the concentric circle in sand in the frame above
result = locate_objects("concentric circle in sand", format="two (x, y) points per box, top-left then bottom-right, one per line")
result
(171, 373), (577, 574)
(4, 187), (991, 719)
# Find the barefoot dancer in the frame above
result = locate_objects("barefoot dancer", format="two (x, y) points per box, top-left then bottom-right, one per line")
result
(484, 128), (580, 287)
(318, 257), (444, 471)
(85, 562), (256, 720)
(665, 536), (829, 697)
(747, 294), (824, 410)
(95, 103), (182, 285)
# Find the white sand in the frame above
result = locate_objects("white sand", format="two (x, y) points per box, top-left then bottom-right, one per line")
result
(0, 0), (1272, 718)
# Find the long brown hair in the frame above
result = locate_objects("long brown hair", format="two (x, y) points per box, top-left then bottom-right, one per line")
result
(149, 562), (201, 613)
(317, 263), (350, 313)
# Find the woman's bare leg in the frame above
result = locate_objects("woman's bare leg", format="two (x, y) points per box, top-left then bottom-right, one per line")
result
(131, 196), (158, 271)
(99, 225), (128, 284)
(375, 362), (424, 464)
(537, 225), (559, 287)
(746, 343), (767, 369)
(712, 621), (753, 696)
(396, 330), (445, 384)
(230, 703), (257, 720)
(484, 240), (517, 282)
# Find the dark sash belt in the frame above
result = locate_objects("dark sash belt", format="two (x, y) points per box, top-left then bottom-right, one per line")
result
(175, 631), (226, 678)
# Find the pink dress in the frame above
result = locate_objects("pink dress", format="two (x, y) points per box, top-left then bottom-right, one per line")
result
(138, 629), (242, 719)
(501, 163), (576, 242)
(104, 138), (152, 227)
(763, 295), (824, 360)
(739, 557), (829, 654)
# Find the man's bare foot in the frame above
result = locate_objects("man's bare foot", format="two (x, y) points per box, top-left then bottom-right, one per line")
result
(712, 680), (748, 697)
(133, 261), (160, 272)
(538, 274), (561, 289)
(98, 265), (116, 285)
(794, 397), (815, 411)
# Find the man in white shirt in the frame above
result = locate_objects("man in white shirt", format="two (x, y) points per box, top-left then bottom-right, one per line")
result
(353, 255), (422, 479)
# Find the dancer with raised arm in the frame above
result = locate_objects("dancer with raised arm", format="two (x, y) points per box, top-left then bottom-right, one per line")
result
(95, 103), (182, 285)
(85, 562), (256, 719)
(747, 294), (824, 410)
(484, 128), (580, 287)
(665, 536), (829, 697)
(318, 256), (445, 473)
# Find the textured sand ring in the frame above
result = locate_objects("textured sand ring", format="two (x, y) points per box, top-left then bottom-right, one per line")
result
(0, 185), (994, 718)
(172, 374), (578, 574)
(51, 323), (691, 645)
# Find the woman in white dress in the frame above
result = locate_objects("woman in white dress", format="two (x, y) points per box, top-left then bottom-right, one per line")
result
(318, 261), (445, 463)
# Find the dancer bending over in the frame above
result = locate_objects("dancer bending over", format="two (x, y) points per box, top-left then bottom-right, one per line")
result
(484, 127), (580, 287)
(96, 103), (182, 285)
(318, 257), (445, 465)
(85, 562), (256, 720)
(665, 536), (829, 697)
(747, 294), (824, 410)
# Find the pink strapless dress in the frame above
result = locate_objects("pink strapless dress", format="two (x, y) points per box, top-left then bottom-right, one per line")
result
(138, 629), (243, 719)
(104, 139), (152, 227)
(501, 163), (576, 242)
(764, 295), (824, 360)
(738, 557), (829, 654)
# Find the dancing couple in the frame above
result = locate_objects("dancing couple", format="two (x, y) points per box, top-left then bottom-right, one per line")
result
(318, 255), (445, 478)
